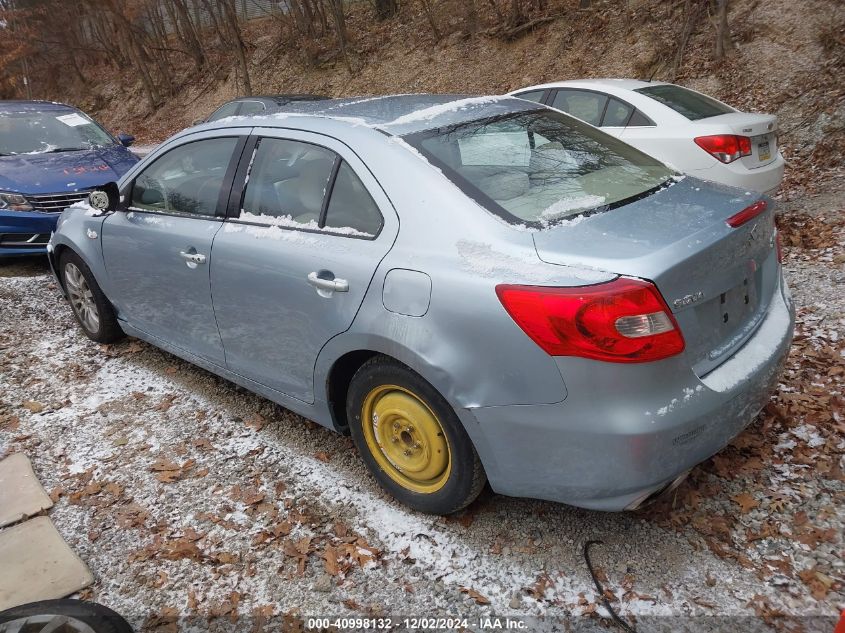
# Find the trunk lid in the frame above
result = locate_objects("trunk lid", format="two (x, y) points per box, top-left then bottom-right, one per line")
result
(532, 177), (780, 376)
(695, 112), (778, 169)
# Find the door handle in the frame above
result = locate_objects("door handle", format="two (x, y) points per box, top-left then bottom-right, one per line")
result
(179, 250), (207, 264)
(307, 271), (349, 294)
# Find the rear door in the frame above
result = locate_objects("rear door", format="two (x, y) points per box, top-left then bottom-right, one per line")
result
(103, 133), (247, 365)
(210, 129), (398, 403)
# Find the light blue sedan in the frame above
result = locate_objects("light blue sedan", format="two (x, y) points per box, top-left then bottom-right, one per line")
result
(48, 95), (794, 514)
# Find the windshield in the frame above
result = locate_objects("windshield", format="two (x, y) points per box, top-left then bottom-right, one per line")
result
(403, 109), (673, 227)
(0, 110), (115, 155)
(634, 85), (733, 121)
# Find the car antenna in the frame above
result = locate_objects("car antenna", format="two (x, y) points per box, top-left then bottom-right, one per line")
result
(647, 66), (659, 82)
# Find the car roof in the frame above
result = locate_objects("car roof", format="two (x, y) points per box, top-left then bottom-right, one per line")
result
(228, 94), (328, 105)
(514, 78), (672, 92)
(213, 94), (541, 135)
(0, 100), (78, 113)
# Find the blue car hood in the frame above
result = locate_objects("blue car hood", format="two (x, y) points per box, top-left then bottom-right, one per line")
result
(0, 145), (138, 195)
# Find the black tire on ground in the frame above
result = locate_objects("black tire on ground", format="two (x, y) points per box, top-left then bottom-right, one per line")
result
(346, 355), (487, 515)
(59, 249), (124, 344)
(0, 599), (133, 633)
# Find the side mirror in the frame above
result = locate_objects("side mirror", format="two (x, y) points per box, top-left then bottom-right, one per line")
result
(87, 182), (121, 213)
(117, 133), (135, 147)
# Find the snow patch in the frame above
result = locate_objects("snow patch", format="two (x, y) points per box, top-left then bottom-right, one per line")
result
(385, 96), (508, 127)
(701, 293), (793, 392)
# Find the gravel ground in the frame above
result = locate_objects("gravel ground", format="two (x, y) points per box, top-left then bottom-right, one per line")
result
(0, 191), (842, 632)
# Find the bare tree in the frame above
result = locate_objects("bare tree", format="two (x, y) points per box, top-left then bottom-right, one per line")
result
(220, 0), (252, 95)
(714, 0), (734, 60)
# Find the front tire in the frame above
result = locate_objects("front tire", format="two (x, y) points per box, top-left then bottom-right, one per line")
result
(60, 250), (124, 344)
(347, 356), (486, 514)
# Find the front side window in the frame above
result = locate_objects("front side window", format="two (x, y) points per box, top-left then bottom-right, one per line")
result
(130, 137), (237, 216)
(634, 84), (733, 121)
(404, 110), (673, 227)
(551, 90), (607, 126)
(239, 138), (382, 237)
(207, 101), (240, 122)
(0, 110), (115, 155)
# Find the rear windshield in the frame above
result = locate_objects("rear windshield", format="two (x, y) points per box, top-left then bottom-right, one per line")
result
(634, 85), (733, 121)
(403, 109), (673, 227)
(0, 110), (115, 155)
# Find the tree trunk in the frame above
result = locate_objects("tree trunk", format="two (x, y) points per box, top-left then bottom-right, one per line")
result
(220, 0), (252, 95)
(714, 0), (734, 60)
(326, 0), (350, 71)
(419, 0), (442, 40)
(173, 0), (207, 69)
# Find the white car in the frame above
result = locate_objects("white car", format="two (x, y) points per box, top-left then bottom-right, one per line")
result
(509, 79), (784, 194)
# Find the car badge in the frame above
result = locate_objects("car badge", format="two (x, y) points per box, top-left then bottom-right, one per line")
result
(86, 228), (98, 240)
(673, 291), (704, 309)
(88, 190), (109, 211)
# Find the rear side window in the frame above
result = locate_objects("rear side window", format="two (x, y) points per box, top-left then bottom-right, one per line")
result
(404, 110), (672, 228)
(512, 90), (546, 103)
(634, 84), (733, 120)
(130, 137), (237, 216)
(627, 110), (654, 127)
(323, 162), (383, 236)
(551, 89), (607, 126)
(602, 98), (633, 127)
(207, 101), (240, 122)
(238, 138), (382, 237)
(238, 101), (266, 116)
(241, 138), (335, 226)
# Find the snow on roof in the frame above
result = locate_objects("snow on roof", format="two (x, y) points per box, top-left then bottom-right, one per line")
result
(207, 94), (539, 135)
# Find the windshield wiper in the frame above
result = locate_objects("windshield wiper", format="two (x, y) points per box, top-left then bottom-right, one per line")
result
(43, 147), (89, 153)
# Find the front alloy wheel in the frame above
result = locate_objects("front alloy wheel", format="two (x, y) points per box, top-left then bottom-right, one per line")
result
(59, 250), (124, 344)
(64, 262), (100, 334)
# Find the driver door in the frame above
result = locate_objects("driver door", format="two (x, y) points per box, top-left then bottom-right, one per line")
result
(102, 133), (247, 365)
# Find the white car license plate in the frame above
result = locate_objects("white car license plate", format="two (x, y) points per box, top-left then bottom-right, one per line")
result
(758, 140), (771, 162)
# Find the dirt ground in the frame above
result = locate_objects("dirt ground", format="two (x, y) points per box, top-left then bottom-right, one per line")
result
(0, 178), (842, 631)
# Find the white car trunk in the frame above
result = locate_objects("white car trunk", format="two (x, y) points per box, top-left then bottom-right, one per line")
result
(693, 112), (778, 169)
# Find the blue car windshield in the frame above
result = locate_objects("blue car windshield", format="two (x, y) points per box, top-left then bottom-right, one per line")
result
(403, 110), (674, 227)
(0, 110), (115, 155)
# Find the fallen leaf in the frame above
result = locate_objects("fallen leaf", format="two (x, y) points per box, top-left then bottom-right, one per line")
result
(460, 587), (490, 605)
(21, 401), (44, 413)
(732, 492), (759, 513)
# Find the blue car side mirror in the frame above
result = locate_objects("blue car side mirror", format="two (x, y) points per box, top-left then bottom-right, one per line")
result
(117, 133), (135, 147)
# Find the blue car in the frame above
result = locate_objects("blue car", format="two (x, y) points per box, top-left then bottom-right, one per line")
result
(0, 100), (138, 257)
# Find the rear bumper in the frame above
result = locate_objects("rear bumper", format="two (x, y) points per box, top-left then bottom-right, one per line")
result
(466, 276), (795, 511)
(687, 153), (785, 195)
(0, 210), (60, 256)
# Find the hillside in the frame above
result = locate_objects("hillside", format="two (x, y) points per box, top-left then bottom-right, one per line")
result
(34, 0), (844, 198)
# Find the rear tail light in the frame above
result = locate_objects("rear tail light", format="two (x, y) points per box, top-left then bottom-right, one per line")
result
(495, 278), (685, 363)
(726, 199), (767, 227)
(694, 134), (752, 164)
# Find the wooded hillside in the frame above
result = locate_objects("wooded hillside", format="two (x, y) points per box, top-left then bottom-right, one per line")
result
(2, 0), (843, 193)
